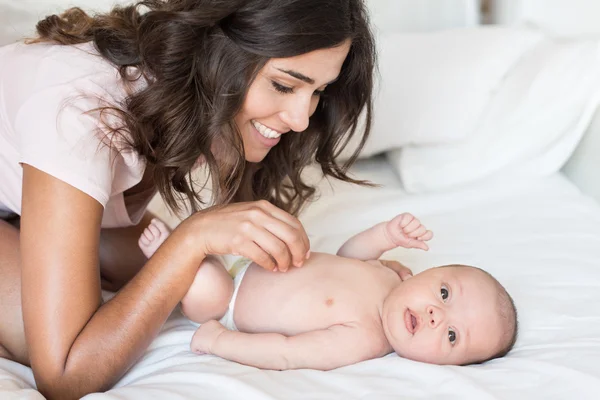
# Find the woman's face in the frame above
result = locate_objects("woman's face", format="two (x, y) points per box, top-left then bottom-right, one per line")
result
(234, 40), (351, 162)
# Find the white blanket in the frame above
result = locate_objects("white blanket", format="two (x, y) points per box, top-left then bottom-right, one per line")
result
(1, 157), (600, 399)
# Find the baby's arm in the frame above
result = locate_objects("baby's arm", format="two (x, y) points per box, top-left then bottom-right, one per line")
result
(191, 320), (388, 371)
(337, 213), (433, 260)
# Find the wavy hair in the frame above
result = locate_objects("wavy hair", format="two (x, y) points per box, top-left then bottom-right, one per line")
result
(29, 0), (376, 216)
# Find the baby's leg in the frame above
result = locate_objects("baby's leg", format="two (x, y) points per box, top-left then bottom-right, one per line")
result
(138, 219), (233, 323)
(138, 218), (171, 259)
(180, 256), (234, 324)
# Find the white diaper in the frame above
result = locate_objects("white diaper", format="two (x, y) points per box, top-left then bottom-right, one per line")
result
(217, 255), (253, 331)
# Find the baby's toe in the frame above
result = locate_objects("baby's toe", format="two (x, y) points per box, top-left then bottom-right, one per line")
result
(138, 235), (150, 247)
(147, 223), (161, 239)
(142, 227), (155, 242)
(151, 218), (170, 236)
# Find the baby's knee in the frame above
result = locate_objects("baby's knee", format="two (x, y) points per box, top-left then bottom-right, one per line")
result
(180, 257), (234, 323)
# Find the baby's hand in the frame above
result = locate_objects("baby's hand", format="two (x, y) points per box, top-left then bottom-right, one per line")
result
(191, 320), (226, 355)
(385, 213), (433, 251)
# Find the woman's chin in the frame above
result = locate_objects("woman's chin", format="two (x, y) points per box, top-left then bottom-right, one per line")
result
(244, 150), (270, 163)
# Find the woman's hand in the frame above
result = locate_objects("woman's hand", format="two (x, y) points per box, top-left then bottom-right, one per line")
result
(185, 200), (310, 272)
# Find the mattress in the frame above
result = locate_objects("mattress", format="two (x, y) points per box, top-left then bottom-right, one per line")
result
(1, 156), (600, 399)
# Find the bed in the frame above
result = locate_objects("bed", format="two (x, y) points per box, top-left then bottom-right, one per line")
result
(2, 155), (600, 400)
(2, 0), (600, 399)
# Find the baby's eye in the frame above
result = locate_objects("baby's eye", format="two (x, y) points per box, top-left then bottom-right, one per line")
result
(440, 285), (449, 301)
(448, 328), (457, 345)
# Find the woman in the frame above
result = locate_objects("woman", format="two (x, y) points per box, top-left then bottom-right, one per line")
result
(0, 0), (376, 398)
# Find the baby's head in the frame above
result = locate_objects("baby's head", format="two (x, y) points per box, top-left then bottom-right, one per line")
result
(381, 264), (517, 365)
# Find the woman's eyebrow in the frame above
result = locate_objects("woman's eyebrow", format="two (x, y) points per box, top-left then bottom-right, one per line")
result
(276, 68), (339, 85)
(276, 68), (315, 84)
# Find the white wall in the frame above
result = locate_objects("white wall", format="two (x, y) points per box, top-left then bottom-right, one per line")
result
(490, 0), (600, 36)
(1, 0), (481, 46)
(366, 0), (480, 34)
(0, 0), (133, 45)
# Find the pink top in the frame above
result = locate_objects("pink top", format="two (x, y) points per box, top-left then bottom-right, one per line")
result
(0, 41), (148, 228)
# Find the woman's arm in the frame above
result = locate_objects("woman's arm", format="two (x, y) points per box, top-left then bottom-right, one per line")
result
(98, 212), (159, 292)
(20, 165), (204, 399)
(20, 166), (310, 399)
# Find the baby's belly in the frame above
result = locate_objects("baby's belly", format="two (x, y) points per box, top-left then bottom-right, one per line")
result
(233, 262), (369, 335)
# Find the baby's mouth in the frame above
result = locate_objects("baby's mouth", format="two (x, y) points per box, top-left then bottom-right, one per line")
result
(404, 308), (418, 334)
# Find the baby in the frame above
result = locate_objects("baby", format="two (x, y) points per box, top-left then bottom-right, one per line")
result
(139, 213), (518, 370)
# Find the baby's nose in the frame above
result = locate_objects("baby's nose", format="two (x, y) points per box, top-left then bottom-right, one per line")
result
(426, 305), (445, 328)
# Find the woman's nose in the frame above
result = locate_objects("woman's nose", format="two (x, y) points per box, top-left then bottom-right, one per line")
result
(280, 95), (312, 132)
(426, 305), (445, 328)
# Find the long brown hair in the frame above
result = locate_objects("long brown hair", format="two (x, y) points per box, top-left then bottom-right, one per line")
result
(29, 0), (376, 216)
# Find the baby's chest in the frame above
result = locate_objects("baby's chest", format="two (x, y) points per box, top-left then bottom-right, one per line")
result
(236, 271), (381, 333)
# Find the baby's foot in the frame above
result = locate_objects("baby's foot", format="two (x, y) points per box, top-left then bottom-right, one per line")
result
(138, 218), (171, 258)
(385, 213), (433, 251)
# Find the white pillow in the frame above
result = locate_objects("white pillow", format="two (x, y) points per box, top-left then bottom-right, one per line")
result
(340, 26), (543, 160)
(389, 37), (600, 193)
(562, 105), (600, 204)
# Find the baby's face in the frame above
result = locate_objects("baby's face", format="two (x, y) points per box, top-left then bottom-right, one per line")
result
(382, 265), (504, 365)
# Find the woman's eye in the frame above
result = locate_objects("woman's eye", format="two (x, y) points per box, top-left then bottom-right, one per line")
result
(448, 328), (457, 344)
(440, 285), (449, 301)
(271, 80), (325, 97)
(271, 81), (294, 94)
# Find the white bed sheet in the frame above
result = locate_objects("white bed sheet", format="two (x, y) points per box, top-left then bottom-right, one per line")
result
(2, 156), (600, 399)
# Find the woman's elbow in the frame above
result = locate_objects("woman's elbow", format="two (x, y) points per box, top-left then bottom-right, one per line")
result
(34, 367), (111, 400)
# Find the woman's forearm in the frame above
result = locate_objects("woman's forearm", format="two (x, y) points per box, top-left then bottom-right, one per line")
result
(98, 212), (158, 291)
(35, 220), (204, 400)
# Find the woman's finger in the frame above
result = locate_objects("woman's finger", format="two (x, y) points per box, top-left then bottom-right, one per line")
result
(246, 208), (308, 268)
(236, 240), (278, 272)
(253, 201), (311, 256)
(237, 221), (293, 272)
(261, 218), (309, 268)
